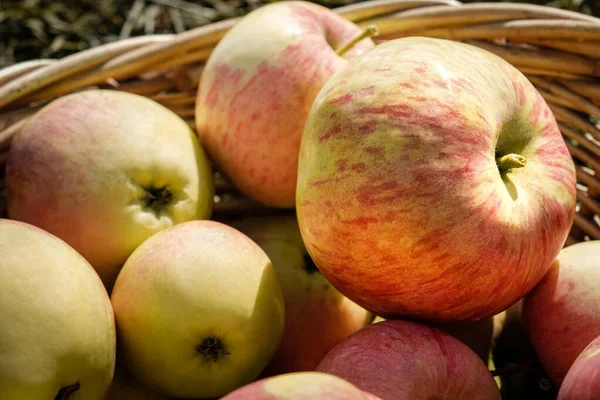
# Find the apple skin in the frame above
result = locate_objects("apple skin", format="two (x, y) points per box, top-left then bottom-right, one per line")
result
(230, 215), (372, 375)
(6, 89), (214, 288)
(221, 371), (381, 400)
(296, 37), (576, 323)
(195, 1), (374, 208)
(0, 219), (116, 400)
(558, 335), (600, 400)
(316, 320), (501, 400)
(110, 220), (285, 399)
(522, 240), (600, 386)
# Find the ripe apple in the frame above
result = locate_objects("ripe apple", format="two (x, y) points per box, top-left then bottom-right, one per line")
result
(316, 320), (501, 399)
(522, 240), (600, 386)
(6, 89), (214, 288)
(296, 36), (577, 323)
(195, 0), (374, 208)
(221, 371), (381, 400)
(110, 220), (285, 399)
(558, 334), (600, 400)
(0, 219), (116, 400)
(230, 215), (372, 375)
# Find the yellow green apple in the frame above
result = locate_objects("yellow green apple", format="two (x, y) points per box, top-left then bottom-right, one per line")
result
(0, 219), (116, 399)
(110, 220), (285, 399)
(6, 89), (214, 288)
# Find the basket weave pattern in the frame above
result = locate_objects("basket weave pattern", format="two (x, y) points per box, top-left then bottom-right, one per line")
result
(0, 0), (599, 244)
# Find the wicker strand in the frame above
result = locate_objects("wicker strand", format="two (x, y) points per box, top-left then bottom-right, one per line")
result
(466, 40), (600, 77)
(0, 35), (173, 111)
(363, 3), (600, 37)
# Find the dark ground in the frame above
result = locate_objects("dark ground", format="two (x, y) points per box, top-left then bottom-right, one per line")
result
(1, 0), (599, 69)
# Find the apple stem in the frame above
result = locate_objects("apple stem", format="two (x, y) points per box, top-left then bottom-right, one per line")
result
(496, 153), (527, 174)
(335, 25), (379, 57)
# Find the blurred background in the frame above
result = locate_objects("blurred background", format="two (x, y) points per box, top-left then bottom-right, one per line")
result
(1, 0), (599, 69)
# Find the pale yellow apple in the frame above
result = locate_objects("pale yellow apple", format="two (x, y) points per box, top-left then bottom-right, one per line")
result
(6, 89), (214, 288)
(111, 220), (285, 399)
(0, 219), (116, 400)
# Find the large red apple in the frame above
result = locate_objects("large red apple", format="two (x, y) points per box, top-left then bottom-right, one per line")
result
(221, 371), (381, 400)
(558, 334), (600, 400)
(316, 320), (501, 399)
(230, 215), (372, 375)
(195, 0), (374, 208)
(522, 240), (600, 386)
(6, 90), (214, 288)
(296, 37), (576, 323)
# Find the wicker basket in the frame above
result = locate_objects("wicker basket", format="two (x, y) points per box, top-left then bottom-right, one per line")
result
(2, 0), (598, 243)
(0, 1), (598, 397)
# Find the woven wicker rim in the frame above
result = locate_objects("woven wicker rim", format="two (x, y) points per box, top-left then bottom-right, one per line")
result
(0, 0), (599, 244)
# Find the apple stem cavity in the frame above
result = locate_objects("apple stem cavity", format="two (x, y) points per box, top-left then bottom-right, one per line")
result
(335, 25), (379, 57)
(197, 336), (230, 362)
(143, 186), (173, 213)
(54, 382), (80, 400)
(496, 153), (527, 174)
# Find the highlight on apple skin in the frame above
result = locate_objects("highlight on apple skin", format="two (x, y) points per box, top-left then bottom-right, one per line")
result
(110, 220), (285, 399)
(195, 1), (374, 208)
(220, 371), (381, 400)
(296, 36), (577, 324)
(316, 319), (501, 400)
(230, 214), (372, 376)
(5, 90), (214, 288)
(558, 334), (600, 400)
(522, 240), (600, 386)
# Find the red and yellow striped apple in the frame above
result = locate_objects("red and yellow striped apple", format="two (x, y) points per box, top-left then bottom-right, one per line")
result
(195, 1), (374, 208)
(316, 320), (501, 400)
(522, 240), (600, 386)
(230, 215), (372, 375)
(6, 90), (214, 288)
(296, 37), (577, 323)
(558, 334), (600, 400)
(221, 371), (381, 400)
(110, 221), (285, 399)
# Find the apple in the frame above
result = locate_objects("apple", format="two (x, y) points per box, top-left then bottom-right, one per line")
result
(0, 219), (116, 400)
(316, 320), (501, 399)
(558, 334), (600, 400)
(195, 0), (375, 208)
(110, 220), (285, 399)
(230, 214), (372, 375)
(522, 240), (600, 386)
(221, 371), (381, 400)
(6, 89), (214, 288)
(296, 36), (577, 323)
